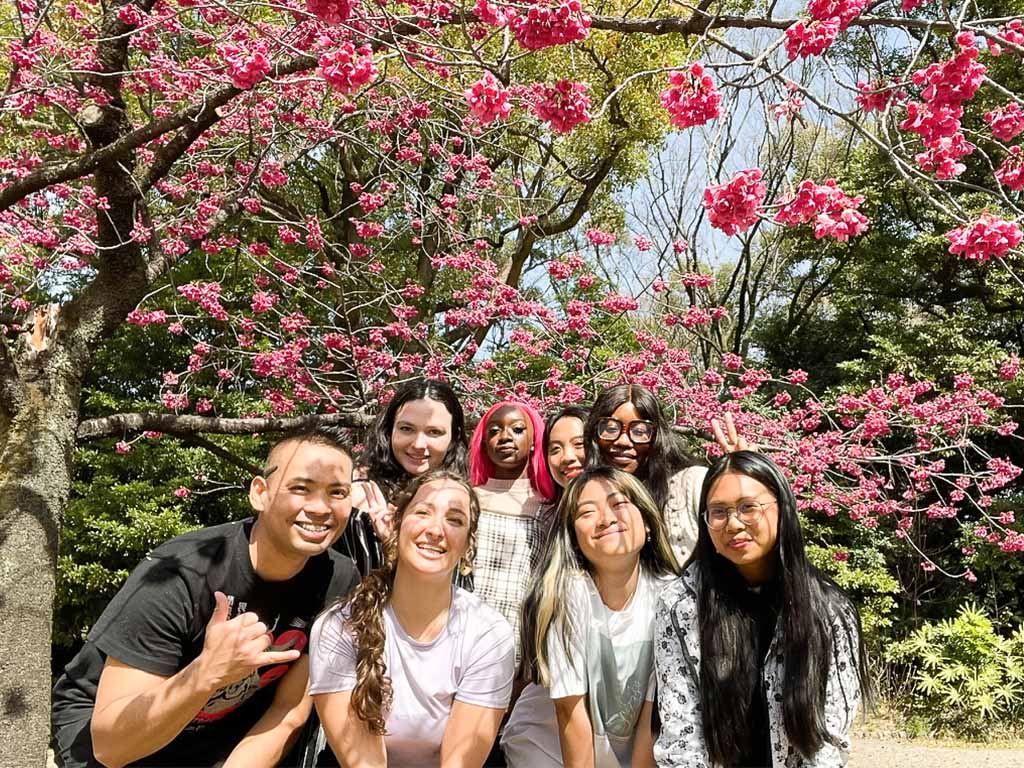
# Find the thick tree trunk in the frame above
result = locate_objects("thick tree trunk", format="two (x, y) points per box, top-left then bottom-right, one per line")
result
(0, 361), (82, 768)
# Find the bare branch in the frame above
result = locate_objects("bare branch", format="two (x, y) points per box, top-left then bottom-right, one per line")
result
(76, 410), (374, 441)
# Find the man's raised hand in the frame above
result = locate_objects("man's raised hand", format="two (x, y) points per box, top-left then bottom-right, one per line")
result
(197, 591), (301, 690)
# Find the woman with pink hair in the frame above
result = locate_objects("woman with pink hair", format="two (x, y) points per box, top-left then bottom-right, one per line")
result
(469, 401), (555, 659)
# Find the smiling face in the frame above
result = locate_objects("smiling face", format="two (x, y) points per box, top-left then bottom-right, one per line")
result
(547, 416), (586, 487)
(572, 477), (647, 570)
(395, 478), (473, 579)
(597, 401), (651, 475)
(484, 405), (533, 479)
(706, 470), (780, 584)
(249, 440), (354, 564)
(390, 398), (454, 477)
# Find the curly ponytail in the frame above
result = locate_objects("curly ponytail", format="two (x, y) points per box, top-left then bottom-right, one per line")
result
(339, 469), (481, 734)
(344, 566), (395, 734)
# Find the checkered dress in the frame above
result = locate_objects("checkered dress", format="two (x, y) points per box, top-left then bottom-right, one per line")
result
(472, 478), (553, 662)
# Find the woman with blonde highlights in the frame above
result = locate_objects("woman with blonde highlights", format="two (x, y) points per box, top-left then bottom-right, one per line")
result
(501, 467), (680, 767)
(310, 470), (516, 768)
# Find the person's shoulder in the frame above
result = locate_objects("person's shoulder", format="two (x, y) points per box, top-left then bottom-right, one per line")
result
(141, 519), (247, 576)
(453, 587), (514, 637)
(659, 563), (699, 607)
(672, 464), (708, 486)
(323, 548), (361, 592)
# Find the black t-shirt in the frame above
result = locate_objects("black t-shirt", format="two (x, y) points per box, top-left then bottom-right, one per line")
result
(52, 519), (359, 768)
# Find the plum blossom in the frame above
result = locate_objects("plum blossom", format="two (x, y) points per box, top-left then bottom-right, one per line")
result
(703, 169), (767, 236)
(660, 63), (721, 129)
(946, 214), (1023, 261)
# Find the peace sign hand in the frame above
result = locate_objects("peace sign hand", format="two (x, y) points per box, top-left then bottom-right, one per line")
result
(359, 480), (395, 541)
(711, 411), (755, 454)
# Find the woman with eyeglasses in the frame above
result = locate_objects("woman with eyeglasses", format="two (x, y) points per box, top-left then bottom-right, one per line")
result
(654, 451), (870, 767)
(502, 466), (680, 767)
(584, 384), (708, 564)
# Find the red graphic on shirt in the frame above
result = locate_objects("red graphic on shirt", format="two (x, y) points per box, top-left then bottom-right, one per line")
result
(193, 629), (308, 723)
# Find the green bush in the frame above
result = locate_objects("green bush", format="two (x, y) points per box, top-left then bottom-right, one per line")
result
(886, 602), (1024, 740)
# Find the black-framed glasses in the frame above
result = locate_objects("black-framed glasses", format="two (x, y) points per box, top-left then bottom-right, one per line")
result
(704, 500), (775, 531)
(596, 418), (655, 444)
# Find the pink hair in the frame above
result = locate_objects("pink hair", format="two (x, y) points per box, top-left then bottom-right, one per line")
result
(469, 400), (555, 502)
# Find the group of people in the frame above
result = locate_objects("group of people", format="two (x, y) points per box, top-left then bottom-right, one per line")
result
(51, 378), (870, 768)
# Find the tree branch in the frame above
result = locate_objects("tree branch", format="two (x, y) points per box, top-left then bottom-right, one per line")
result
(170, 432), (262, 475)
(76, 410), (374, 440)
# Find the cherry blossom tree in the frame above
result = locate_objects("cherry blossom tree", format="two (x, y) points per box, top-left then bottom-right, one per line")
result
(1, 0), (1022, 762)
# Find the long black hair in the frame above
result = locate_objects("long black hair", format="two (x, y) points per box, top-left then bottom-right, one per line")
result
(692, 451), (871, 764)
(543, 405), (590, 503)
(360, 378), (468, 498)
(584, 383), (698, 510)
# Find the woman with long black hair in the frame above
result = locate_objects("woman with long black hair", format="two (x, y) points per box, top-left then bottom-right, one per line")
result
(654, 451), (870, 767)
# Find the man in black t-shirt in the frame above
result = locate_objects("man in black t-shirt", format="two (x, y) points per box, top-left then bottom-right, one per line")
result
(52, 425), (361, 768)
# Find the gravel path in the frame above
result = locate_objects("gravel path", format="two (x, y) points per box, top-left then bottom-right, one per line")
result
(850, 737), (1024, 767)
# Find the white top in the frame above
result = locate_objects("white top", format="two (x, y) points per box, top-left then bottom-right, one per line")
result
(309, 587), (516, 768)
(663, 466), (707, 565)
(502, 570), (673, 768)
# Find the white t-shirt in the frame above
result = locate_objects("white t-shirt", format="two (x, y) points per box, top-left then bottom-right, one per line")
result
(502, 570), (672, 768)
(309, 586), (516, 768)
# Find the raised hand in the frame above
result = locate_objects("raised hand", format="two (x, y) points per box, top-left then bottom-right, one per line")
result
(711, 411), (754, 454)
(197, 591), (301, 689)
(360, 480), (395, 541)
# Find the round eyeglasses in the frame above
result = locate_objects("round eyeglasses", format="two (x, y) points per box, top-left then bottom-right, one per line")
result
(703, 500), (775, 531)
(596, 417), (655, 444)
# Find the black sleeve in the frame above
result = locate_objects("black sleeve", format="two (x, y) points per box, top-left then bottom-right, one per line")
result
(323, 552), (361, 609)
(89, 553), (197, 678)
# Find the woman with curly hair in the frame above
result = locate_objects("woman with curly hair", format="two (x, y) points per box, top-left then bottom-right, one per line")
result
(502, 466), (681, 767)
(310, 470), (516, 768)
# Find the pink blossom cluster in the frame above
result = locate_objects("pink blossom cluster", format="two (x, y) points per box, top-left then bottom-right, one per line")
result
(465, 72), (512, 124)
(898, 33), (985, 179)
(807, 0), (869, 29)
(987, 19), (1024, 56)
(473, 0), (510, 27)
(585, 228), (616, 245)
(914, 132), (974, 180)
(774, 178), (869, 241)
(126, 309), (168, 326)
(305, 0), (356, 24)
(532, 80), (590, 134)
(320, 43), (377, 95)
(984, 102), (1024, 142)
(177, 281), (228, 321)
(855, 79), (900, 113)
(217, 40), (272, 90)
(785, 19), (841, 60)
(659, 63), (722, 129)
(509, 1), (590, 51)
(946, 214), (1023, 261)
(996, 148), (1024, 191)
(703, 169), (767, 236)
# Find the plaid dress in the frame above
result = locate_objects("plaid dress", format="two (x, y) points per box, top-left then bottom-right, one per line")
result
(472, 478), (552, 662)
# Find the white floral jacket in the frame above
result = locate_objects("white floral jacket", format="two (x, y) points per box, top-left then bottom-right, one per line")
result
(653, 566), (861, 768)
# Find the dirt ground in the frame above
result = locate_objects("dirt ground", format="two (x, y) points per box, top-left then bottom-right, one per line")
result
(48, 739), (1024, 767)
(850, 736), (1024, 767)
